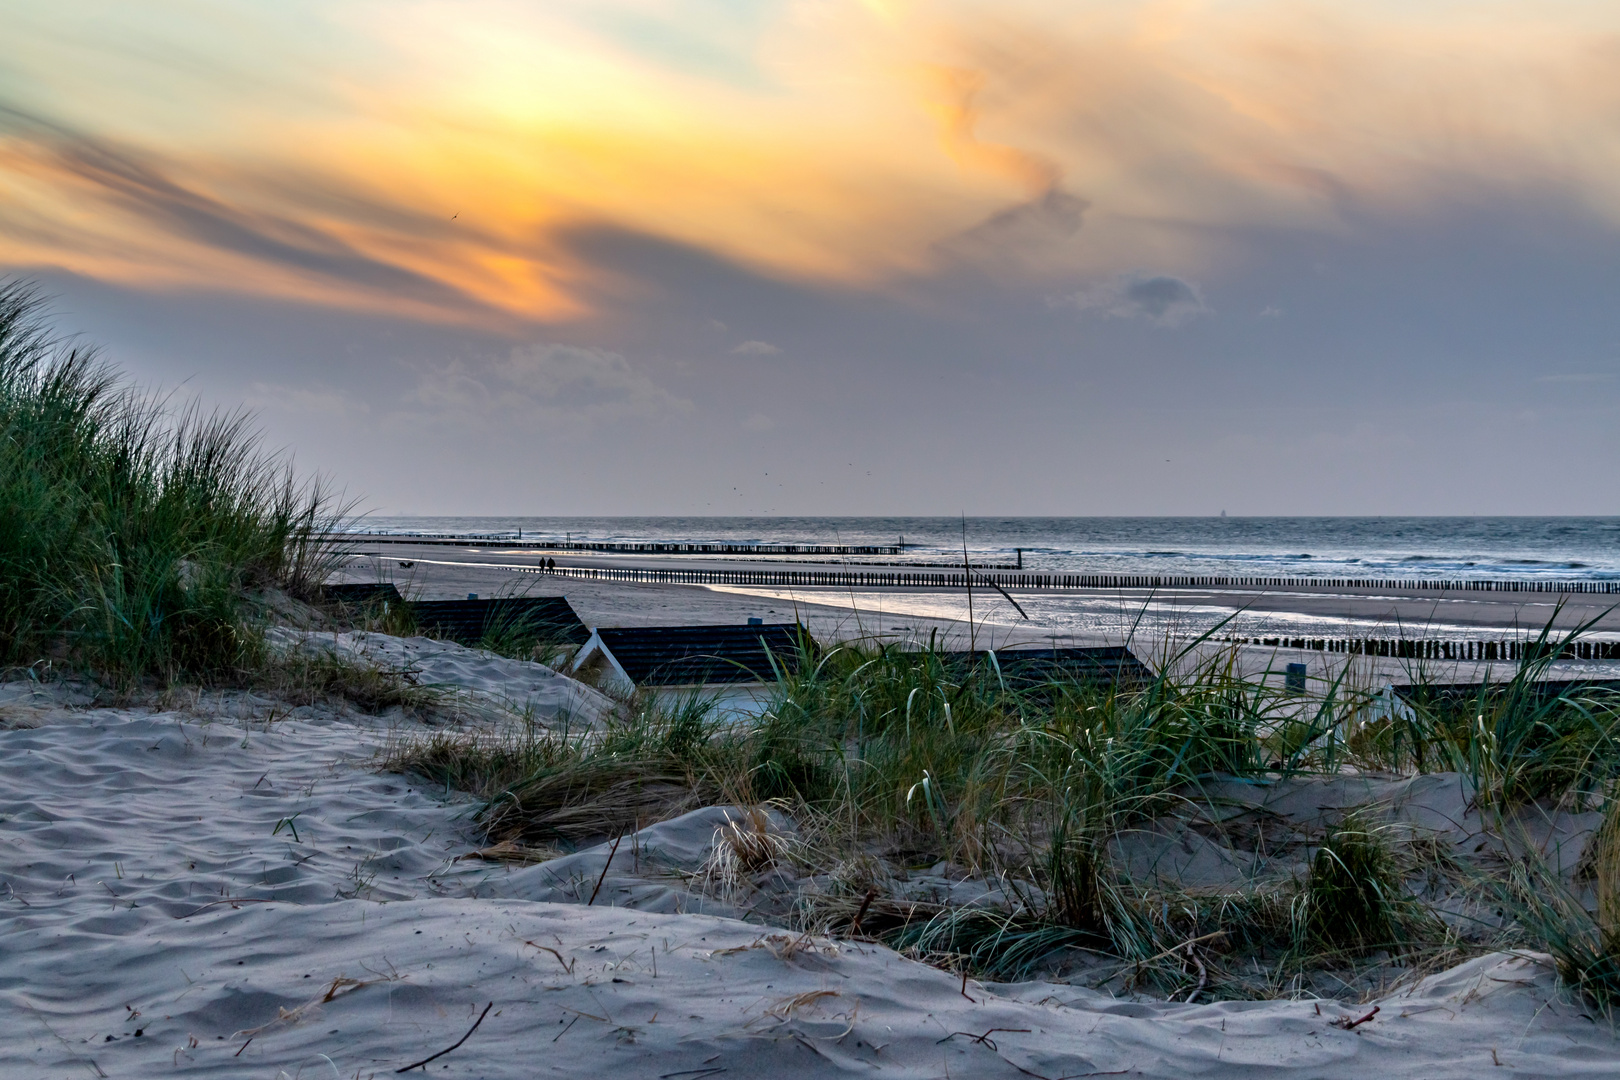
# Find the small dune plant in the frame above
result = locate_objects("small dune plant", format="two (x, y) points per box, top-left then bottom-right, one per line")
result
(1300, 813), (1403, 957)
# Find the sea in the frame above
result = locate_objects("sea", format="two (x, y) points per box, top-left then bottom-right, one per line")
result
(359, 517), (1620, 584)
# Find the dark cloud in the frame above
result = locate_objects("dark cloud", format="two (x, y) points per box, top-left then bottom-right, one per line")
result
(1067, 272), (1209, 326)
(972, 188), (1087, 239)
(0, 104), (491, 315)
(1126, 276), (1199, 319)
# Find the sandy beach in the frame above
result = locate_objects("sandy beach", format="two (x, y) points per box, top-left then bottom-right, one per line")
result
(334, 538), (1620, 687)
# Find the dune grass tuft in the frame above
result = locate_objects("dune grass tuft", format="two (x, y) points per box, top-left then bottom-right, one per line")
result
(1301, 813), (1404, 956)
(0, 280), (343, 687)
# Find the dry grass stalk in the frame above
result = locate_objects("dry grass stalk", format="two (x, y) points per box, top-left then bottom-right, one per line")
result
(699, 806), (792, 897)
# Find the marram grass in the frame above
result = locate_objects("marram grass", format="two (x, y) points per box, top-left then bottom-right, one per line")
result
(386, 622), (1620, 1003)
(0, 280), (342, 686)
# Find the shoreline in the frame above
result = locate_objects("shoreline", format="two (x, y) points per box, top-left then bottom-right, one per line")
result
(328, 538), (1620, 687)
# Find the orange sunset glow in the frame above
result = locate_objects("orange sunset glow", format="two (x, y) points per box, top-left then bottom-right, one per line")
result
(5, 1), (1619, 324)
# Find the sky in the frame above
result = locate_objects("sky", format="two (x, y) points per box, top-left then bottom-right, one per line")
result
(2, 0), (1618, 517)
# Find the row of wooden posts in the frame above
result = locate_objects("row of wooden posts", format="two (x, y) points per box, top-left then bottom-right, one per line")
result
(519, 564), (1620, 596)
(343, 534), (899, 556)
(1230, 637), (1620, 661)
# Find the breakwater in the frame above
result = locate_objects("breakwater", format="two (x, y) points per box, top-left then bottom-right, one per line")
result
(516, 564), (1620, 595)
(1228, 637), (1620, 661)
(335, 534), (900, 556)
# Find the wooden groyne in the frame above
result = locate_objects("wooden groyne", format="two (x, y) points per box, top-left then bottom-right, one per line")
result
(334, 534), (900, 556)
(1228, 636), (1620, 661)
(515, 564), (1620, 595)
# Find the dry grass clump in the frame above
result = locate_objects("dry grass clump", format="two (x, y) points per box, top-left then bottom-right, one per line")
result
(387, 692), (744, 847)
(1498, 787), (1620, 1008)
(699, 806), (793, 897)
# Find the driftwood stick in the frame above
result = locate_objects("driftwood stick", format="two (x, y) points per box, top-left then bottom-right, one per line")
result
(396, 1002), (493, 1073)
(850, 887), (878, 936)
(587, 834), (625, 907)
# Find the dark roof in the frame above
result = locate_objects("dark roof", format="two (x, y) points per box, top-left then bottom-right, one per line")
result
(1394, 678), (1620, 706)
(594, 623), (811, 685)
(935, 646), (1154, 691)
(410, 597), (590, 646)
(322, 582), (404, 606)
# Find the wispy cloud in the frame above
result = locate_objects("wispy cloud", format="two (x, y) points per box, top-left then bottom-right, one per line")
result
(731, 339), (780, 355)
(3, 1), (1619, 322)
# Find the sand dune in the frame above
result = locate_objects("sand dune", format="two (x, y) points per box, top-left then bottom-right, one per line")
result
(3, 641), (1617, 1077)
(269, 627), (615, 727)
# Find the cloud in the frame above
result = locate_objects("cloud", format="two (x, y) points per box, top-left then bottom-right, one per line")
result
(410, 343), (691, 426)
(926, 63), (1063, 197)
(0, 105), (508, 320)
(1066, 273), (1210, 326)
(5, 1), (1620, 324)
(938, 187), (1089, 271)
(741, 412), (775, 431)
(731, 339), (781, 355)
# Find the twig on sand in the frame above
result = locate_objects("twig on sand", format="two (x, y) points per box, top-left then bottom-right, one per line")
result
(936, 1028), (1032, 1052)
(396, 1002), (493, 1072)
(1332, 1006), (1380, 1030)
(587, 834), (624, 906)
(523, 939), (575, 973)
(176, 897), (275, 919)
(22, 998), (107, 1077)
(960, 968), (975, 1003)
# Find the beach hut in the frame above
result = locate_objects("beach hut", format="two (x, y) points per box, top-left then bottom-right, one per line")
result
(321, 582), (404, 607)
(1393, 677), (1620, 709)
(409, 596), (590, 648)
(935, 645), (1154, 694)
(569, 623), (810, 696)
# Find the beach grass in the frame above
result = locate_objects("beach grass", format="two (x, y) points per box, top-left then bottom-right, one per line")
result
(387, 619), (1620, 1002)
(0, 280), (343, 687)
